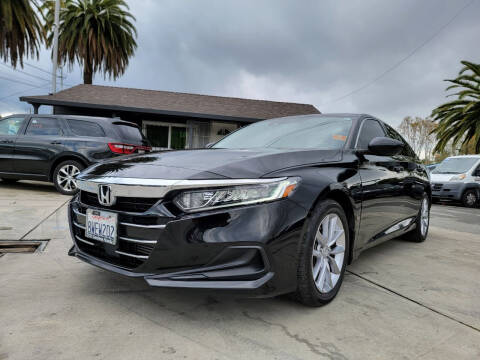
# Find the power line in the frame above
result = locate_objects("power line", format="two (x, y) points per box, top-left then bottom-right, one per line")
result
(325, 0), (477, 105)
(0, 62), (52, 83)
(24, 61), (63, 78)
(0, 82), (51, 106)
(0, 61), (74, 88)
(0, 75), (43, 87)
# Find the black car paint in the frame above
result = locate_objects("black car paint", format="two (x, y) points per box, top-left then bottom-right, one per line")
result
(68, 114), (430, 297)
(0, 114), (147, 182)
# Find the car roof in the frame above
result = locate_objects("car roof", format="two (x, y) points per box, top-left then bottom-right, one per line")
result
(4, 113), (138, 127)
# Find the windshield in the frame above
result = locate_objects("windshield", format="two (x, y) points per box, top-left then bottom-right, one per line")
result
(432, 157), (479, 174)
(213, 116), (353, 150)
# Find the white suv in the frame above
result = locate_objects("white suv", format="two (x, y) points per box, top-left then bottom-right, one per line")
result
(430, 155), (480, 207)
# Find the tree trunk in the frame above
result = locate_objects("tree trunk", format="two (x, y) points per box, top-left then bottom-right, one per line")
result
(83, 63), (93, 84)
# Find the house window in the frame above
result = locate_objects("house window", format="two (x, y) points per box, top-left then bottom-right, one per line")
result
(143, 121), (187, 150)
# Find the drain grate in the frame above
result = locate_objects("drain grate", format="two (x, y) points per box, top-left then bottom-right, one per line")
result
(0, 240), (49, 254)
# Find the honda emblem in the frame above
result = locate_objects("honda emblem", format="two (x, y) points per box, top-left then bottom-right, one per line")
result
(98, 184), (115, 206)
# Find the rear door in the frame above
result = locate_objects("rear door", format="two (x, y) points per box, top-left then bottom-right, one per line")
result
(356, 119), (410, 247)
(13, 117), (66, 177)
(0, 116), (26, 173)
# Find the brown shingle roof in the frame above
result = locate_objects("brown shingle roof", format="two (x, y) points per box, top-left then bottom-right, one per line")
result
(20, 84), (320, 121)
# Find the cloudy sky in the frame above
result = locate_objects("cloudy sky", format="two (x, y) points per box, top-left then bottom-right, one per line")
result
(1, 0), (479, 126)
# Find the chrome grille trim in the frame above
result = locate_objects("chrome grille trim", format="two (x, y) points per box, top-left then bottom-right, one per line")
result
(73, 208), (85, 218)
(115, 250), (148, 260)
(120, 222), (166, 229)
(76, 177), (286, 198)
(118, 236), (157, 244)
(73, 221), (85, 230)
(75, 235), (94, 246)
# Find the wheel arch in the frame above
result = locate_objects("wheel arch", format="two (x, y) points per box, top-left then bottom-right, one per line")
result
(49, 154), (89, 181)
(308, 186), (357, 265)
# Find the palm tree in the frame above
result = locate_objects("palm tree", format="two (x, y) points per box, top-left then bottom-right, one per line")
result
(431, 61), (480, 154)
(43, 0), (137, 84)
(0, 0), (44, 68)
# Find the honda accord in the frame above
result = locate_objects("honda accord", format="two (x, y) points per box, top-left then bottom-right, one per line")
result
(68, 114), (431, 306)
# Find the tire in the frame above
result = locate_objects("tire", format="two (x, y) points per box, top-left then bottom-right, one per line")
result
(1, 178), (19, 184)
(461, 189), (478, 208)
(53, 160), (84, 195)
(294, 199), (350, 307)
(405, 194), (430, 243)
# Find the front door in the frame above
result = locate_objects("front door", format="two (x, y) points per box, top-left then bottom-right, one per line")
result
(0, 116), (26, 174)
(356, 119), (410, 248)
(13, 117), (66, 178)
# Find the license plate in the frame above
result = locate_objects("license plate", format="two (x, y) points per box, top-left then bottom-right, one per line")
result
(85, 209), (118, 245)
(137, 149), (145, 154)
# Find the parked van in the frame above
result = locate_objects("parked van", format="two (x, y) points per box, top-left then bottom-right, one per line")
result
(430, 155), (480, 207)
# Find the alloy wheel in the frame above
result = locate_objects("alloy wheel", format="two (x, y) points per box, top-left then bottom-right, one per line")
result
(312, 213), (346, 293)
(420, 197), (429, 237)
(465, 192), (477, 207)
(57, 164), (80, 192)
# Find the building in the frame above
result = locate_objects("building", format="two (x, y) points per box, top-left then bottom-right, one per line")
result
(20, 85), (320, 150)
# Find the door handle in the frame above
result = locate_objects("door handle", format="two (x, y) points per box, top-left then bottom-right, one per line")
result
(1, 140), (14, 144)
(392, 166), (404, 172)
(50, 141), (62, 145)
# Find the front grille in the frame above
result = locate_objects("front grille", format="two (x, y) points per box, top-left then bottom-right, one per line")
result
(80, 191), (160, 213)
(71, 205), (170, 269)
(433, 183), (443, 191)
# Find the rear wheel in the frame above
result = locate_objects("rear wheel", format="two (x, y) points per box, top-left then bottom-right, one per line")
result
(0, 178), (19, 184)
(53, 160), (84, 195)
(294, 199), (349, 307)
(462, 190), (478, 208)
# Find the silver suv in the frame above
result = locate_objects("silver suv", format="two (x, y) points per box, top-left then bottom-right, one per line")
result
(430, 155), (480, 207)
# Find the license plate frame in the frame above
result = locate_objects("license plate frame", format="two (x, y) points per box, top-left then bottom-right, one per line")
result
(85, 209), (118, 245)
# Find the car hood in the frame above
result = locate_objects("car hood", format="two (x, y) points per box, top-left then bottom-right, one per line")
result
(429, 173), (457, 182)
(78, 148), (343, 180)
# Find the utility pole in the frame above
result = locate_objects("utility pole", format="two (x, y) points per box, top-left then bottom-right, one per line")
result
(51, 0), (61, 94)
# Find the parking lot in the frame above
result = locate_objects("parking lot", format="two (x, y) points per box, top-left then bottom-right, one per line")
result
(0, 182), (479, 360)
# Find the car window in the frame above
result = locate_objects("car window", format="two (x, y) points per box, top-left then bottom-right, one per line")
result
(67, 119), (105, 137)
(472, 163), (480, 176)
(113, 122), (147, 142)
(383, 123), (416, 158)
(0, 117), (25, 136)
(213, 116), (353, 150)
(356, 119), (385, 149)
(432, 157), (479, 174)
(26, 117), (63, 136)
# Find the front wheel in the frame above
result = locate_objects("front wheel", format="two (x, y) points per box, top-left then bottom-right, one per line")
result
(294, 199), (350, 307)
(405, 195), (430, 243)
(462, 189), (478, 208)
(53, 160), (84, 195)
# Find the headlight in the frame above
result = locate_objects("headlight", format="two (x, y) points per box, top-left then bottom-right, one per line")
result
(450, 174), (466, 181)
(173, 177), (300, 212)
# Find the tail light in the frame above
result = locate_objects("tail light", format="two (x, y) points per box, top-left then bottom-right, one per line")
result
(108, 143), (152, 155)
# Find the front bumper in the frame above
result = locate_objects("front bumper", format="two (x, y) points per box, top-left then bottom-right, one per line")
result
(68, 193), (307, 297)
(431, 182), (466, 201)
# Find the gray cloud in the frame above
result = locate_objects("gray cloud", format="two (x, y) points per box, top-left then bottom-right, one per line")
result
(1, 0), (479, 126)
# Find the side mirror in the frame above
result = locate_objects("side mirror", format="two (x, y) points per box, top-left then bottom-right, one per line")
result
(367, 137), (404, 156)
(205, 142), (214, 149)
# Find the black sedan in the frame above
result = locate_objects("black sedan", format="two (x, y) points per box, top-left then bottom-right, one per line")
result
(68, 114), (431, 306)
